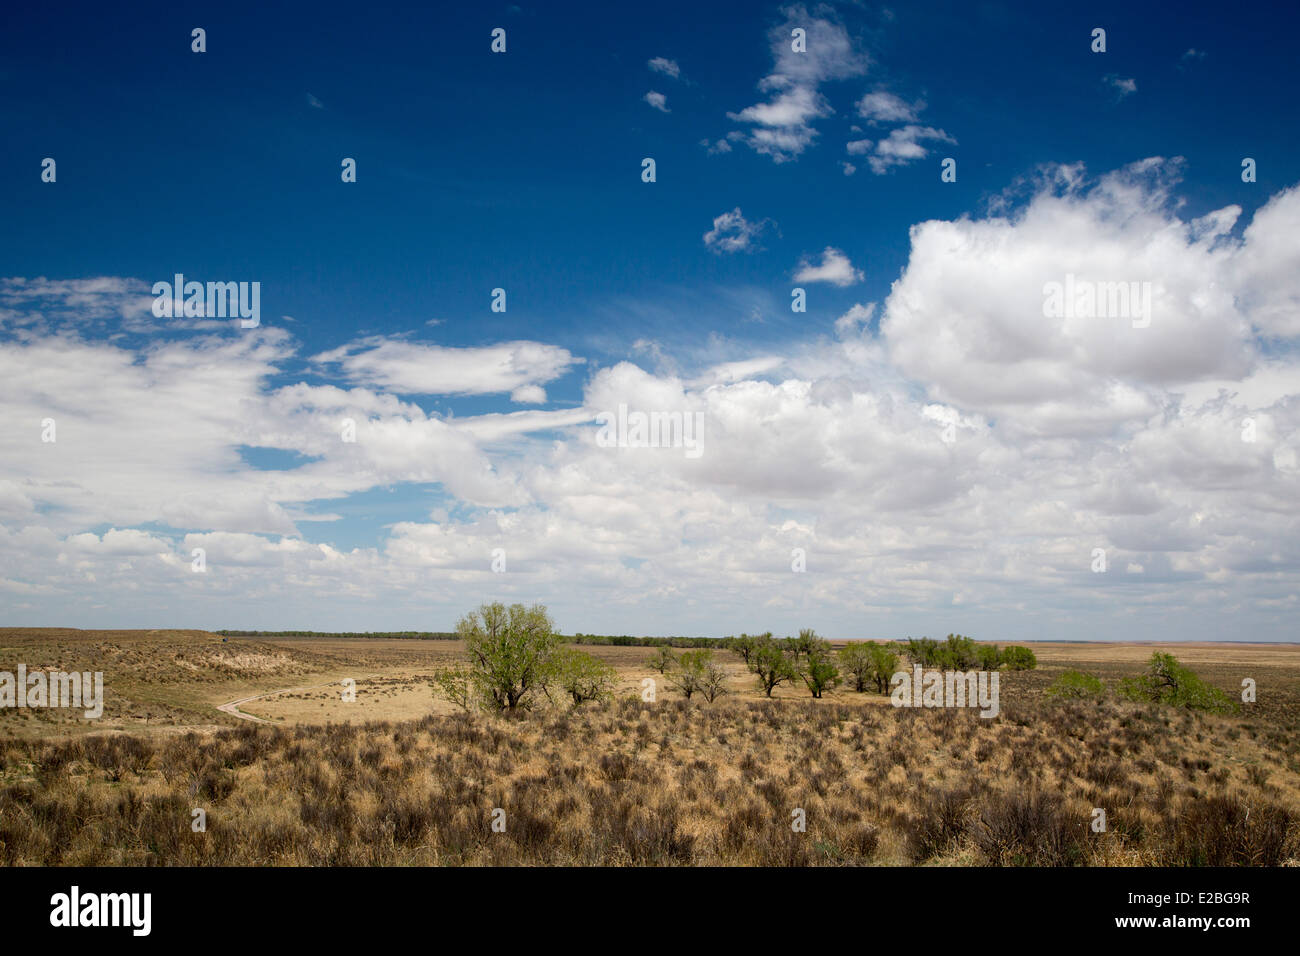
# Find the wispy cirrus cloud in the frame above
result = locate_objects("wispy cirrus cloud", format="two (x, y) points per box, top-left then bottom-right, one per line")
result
(311, 337), (580, 399)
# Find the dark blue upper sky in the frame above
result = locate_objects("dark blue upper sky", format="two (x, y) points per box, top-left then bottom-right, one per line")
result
(5, 0), (1295, 398)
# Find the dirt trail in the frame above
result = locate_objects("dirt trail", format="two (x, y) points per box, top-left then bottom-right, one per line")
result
(216, 679), (355, 723)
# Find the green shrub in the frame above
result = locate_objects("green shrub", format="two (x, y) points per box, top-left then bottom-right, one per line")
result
(1000, 646), (1037, 671)
(1118, 652), (1235, 713)
(1045, 670), (1104, 701)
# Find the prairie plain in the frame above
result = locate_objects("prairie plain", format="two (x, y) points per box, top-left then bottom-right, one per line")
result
(1, 628), (1298, 866)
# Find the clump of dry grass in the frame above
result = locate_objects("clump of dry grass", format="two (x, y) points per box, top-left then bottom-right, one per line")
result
(1, 692), (1297, 866)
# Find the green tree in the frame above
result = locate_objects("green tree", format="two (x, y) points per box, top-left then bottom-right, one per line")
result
(785, 628), (819, 662)
(648, 644), (677, 674)
(905, 636), (941, 667)
(668, 649), (713, 700)
(866, 642), (900, 693)
(842, 642), (902, 694)
(749, 635), (798, 698)
(699, 656), (729, 703)
(457, 602), (561, 710)
(838, 642), (873, 692)
(551, 647), (618, 706)
(796, 633), (840, 698)
(726, 633), (765, 667)
(430, 665), (474, 711)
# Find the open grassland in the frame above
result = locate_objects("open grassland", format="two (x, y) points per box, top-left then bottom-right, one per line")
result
(1, 628), (1299, 865)
(0, 629), (464, 734)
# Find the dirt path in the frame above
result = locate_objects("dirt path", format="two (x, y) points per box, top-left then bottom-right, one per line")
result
(216, 679), (353, 723)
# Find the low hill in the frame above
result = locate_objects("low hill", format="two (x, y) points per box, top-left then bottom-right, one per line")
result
(0, 628), (333, 735)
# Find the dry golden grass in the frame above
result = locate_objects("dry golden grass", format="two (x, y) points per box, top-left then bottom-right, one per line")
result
(2, 629), (1298, 866)
(1, 696), (1297, 866)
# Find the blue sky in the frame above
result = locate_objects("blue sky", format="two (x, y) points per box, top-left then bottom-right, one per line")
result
(2, 1), (1299, 640)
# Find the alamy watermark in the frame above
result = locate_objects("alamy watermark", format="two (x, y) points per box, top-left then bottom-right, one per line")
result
(890, 665), (999, 718)
(595, 403), (704, 459)
(152, 273), (260, 327)
(50, 886), (150, 936)
(1042, 273), (1151, 328)
(0, 666), (104, 718)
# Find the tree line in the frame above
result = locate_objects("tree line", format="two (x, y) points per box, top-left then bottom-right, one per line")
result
(570, 634), (722, 647)
(717, 631), (1036, 699)
(216, 630), (458, 640)
(432, 604), (1037, 712)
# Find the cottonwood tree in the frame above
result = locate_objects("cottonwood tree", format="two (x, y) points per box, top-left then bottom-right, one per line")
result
(457, 601), (560, 710)
(550, 648), (618, 705)
(867, 643), (899, 693)
(724, 633), (765, 667)
(668, 649), (711, 700)
(838, 642), (874, 692)
(749, 636), (797, 698)
(796, 633), (840, 698)
(839, 642), (898, 693)
(430, 665), (474, 711)
(785, 628), (819, 663)
(648, 644), (677, 674)
(905, 636), (941, 667)
(700, 657), (729, 703)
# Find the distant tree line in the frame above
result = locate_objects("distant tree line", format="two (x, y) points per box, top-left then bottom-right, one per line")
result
(222, 631), (725, 646)
(219, 626), (1038, 685)
(216, 630), (458, 640)
(569, 633), (723, 647)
